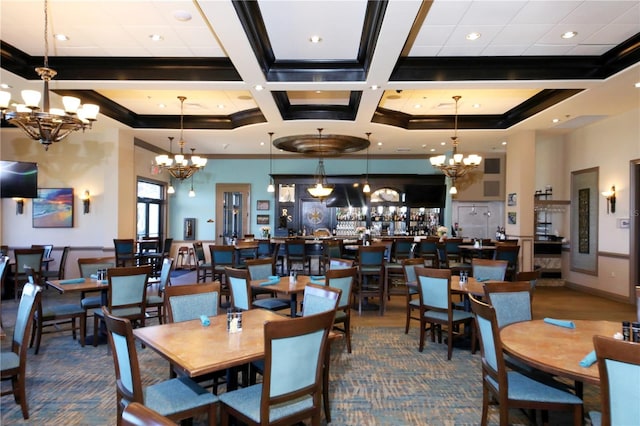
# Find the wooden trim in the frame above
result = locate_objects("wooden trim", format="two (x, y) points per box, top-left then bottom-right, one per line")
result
(598, 251), (630, 260)
(564, 280), (634, 305)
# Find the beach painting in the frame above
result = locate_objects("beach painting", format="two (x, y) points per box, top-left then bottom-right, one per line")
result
(33, 188), (74, 228)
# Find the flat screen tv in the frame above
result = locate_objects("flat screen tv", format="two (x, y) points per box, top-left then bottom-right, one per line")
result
(0, 161), (38, 198)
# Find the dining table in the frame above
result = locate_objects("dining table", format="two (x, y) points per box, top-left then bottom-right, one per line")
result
(458, 244), (496, 261)
(500, 319), (620, 385)
(250, 274), (316, 317)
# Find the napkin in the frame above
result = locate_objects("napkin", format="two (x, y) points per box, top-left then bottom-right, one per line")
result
(544, 317), (576, 329)
(475, 277), (490, 282)
(310, 275), (325, 283)
(59, 278), (85, 284)
(90, 274), (98, 279)
(579, 350), (597, 367)
(199, 315), (210, 326)
(260, 277), (280, 286)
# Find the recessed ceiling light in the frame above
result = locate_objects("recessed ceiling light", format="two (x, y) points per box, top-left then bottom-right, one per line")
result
(635, 82), (640, 88)
(552, 118), (560, 123)
(158, 103), (166, 109)
(0, 83), (12, 89)
(466, 32), (481, 41)
(377, 142), (382, 146)
(421, 144), (426, 148)
(440, 141), (446, 146)
(54, 34), (69, 41)
(260, 142), (265, 146)
(309, 35), (322, 43)
(472, 103), (481, 108)
(414, 104), (421, 109)
(217, 104), (225, 109)
(430, 148), (436, 152)
(173, 10), (192, 22)
(501, 141), (507, 146)
(561, 31), (577, 39)
(315, 90), (322, 94)
(254, 85), (264, 91)
(370, 85), (379, 90)
(149, 34), (163, 42)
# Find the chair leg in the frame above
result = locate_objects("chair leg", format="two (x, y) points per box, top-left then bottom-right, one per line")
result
(93, 315), (99, 347)
(16, 373), (29, 419)
(480, 384), (489, 426)
(32, 316), (42, 355)
(419, 319), (426, 352)
(79, 314), (86, 347)
(345, 317), (352, 354)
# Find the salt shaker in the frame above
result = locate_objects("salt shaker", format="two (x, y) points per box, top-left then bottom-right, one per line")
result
(622, 321), (630, 341)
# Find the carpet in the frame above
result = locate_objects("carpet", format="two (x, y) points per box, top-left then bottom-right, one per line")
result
(170, 268), (194, 278)
(1, 322), (599, 425)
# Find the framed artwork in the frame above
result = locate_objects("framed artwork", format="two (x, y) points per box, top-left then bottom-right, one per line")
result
(570, 167), (598, 275)
(184, 218), (196, 240)
(507, 211), (517, 225)
(256, 200), (270, 211)
(507, 193), (517, 206)
(33, 188), (74, 228)
(257, 214), (270, 225)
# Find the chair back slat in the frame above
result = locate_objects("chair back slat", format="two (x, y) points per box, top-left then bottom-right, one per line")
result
(165, 282), (220, 323)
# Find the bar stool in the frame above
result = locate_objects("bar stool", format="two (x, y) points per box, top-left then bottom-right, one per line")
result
(176, 246), (195, 270)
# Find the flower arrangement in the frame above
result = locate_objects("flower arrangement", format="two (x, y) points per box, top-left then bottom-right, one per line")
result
(355, 226), (367, 235)
(436, 226), (448, 238)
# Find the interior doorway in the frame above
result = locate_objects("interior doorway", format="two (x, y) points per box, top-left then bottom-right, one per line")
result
(215, 184), (250, 245)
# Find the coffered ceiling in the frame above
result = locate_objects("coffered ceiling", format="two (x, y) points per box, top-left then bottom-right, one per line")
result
(1, 0), (639, 158)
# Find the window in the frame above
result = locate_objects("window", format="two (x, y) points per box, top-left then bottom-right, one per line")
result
(137, 179), (166, 240)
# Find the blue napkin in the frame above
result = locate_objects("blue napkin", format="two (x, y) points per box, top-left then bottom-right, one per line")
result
(544, 317), (576, 329)
(579, 350), (597, 367)
(90, 274), (98, 279)
(260, 277), (280, 286)
(59, 278), (85, 284)
(476, 277), (490, 282)
(199, 315), (210, 326)
(311, 275), (325, 280)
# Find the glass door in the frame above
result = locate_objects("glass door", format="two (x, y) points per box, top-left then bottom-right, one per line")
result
(215, 184), (250, 245)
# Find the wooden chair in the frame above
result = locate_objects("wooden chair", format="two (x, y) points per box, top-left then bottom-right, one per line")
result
(245, 257), (285, 301)
(122, 402), (175, 426)
(320, 240), (343, 274)
(41, 246), (70, 281)
(402, 258), (424, 334)
(493, 244), (520, 281)
(0, 255), (9, 324)
(113, 239), (137, 267)
(77, 256), (116, 314)
(301, 282), (341, 317)
(285, 239), (310, 275)
(469, 295), (583, 426)
(515, 270), (541, 290)
(354, 245), (386, 315)
(328, 258), (354, 270)
(417, 237), (439, 267)
(31, 244), (53, 259)
(12, 248), (44, 300)
(472, 258), (508, 281)
(414, 267), (475, 360)
(0, 282), (42, 419)
(435, 243), (471, 275)
(92, 265), (152, 347)
(324, 267), (356, 353)
(219, 309), (335, 426)
(101, 307), (218, 425)
(145, 257), (173, 324)
(193, 241), (213, 282)
(393, 239), (414, 262)
(164, 282), (220, 323)
(590, 335), (640, 426)
(225, 267), (289, 312)
(26, 266), (86, 354)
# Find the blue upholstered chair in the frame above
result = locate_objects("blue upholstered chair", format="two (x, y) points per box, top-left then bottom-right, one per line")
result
(402, 258), (424, 334)
(41, 245), (70, 281)
(417, 238), (438, 267)
(328, 258), (354, 270)
(325, 266), (356, 353)
(590, 335), (640, 426)
(113, 239), (137, 267)
(414, 267), (475, 360)
(515, 270), (541, 290)
(219, 309), (335, 426)
(483, 281), (533, 328)
(320, 240), (343, 274)
(101, 307), (218, 425)
(164, 282), (220, 323)
(0, 282), (42, 419)
(472, 258), (508, 282)
(26, 266), (86, 354)
(301, 283), (340, 317)
(245, 257), (283, 300)
(122, 402), (175, 426)
(225, 267), (289, 312)
(13, 248), (44, 300)
(78, 256), (116, 313)
(354, 245), (386, 315)
(92, 265), (151, 347)
(469, 295), (583, 426)
(210, 245), (236, 307)
(285, 239), (310, 275)
(145, 257), (173, 324)
(193, 241), (213, 282)
(493, 244), (520, 281)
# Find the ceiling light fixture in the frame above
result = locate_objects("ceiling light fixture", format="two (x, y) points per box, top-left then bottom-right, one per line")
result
(363, 132), (371, 193)
(561, 31), (577, 39)
(466, 32), (481, 40)
(155, 96), (207, 181)
(267, 132), (275, 193)
(307, 128), (334, 199)
(429, 95), (482, 195)
(188, 177), (196, 198)
(0, 0), (99, 150)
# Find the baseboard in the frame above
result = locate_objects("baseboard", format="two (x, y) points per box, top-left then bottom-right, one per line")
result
(564, 280), (634, 304)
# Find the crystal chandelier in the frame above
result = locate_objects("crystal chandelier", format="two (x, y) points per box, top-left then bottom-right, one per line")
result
(307, 128), (334, 199)
(0, 0), (99, 150)
(429, 96), (482, 194)
(155, 96), (207, 181)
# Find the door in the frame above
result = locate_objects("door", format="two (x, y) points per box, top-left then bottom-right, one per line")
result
(216, 184), (250, 245)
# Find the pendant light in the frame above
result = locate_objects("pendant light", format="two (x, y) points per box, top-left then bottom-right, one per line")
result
(267, 132), (275, 193)
(307, 128), (334, 199)
(363, 132), (371, 193)
(188, 176), (195, 198)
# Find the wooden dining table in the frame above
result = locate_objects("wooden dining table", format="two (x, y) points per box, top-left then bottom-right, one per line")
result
(250, 274), (316, 317)
(500, 319), (620, 385)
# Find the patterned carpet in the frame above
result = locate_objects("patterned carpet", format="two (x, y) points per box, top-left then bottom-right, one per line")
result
(1, 318), (599, 425)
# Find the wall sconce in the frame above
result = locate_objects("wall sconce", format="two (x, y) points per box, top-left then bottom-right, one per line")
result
(81, 190), (91, 214)
(602, 185), (616, 214)
(13, 198), (24, 215)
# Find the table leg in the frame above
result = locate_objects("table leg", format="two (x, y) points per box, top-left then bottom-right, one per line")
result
(290, 293), (298, 317)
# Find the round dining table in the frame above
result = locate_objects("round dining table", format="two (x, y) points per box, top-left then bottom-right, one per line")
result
(500, 319), (620, 385)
